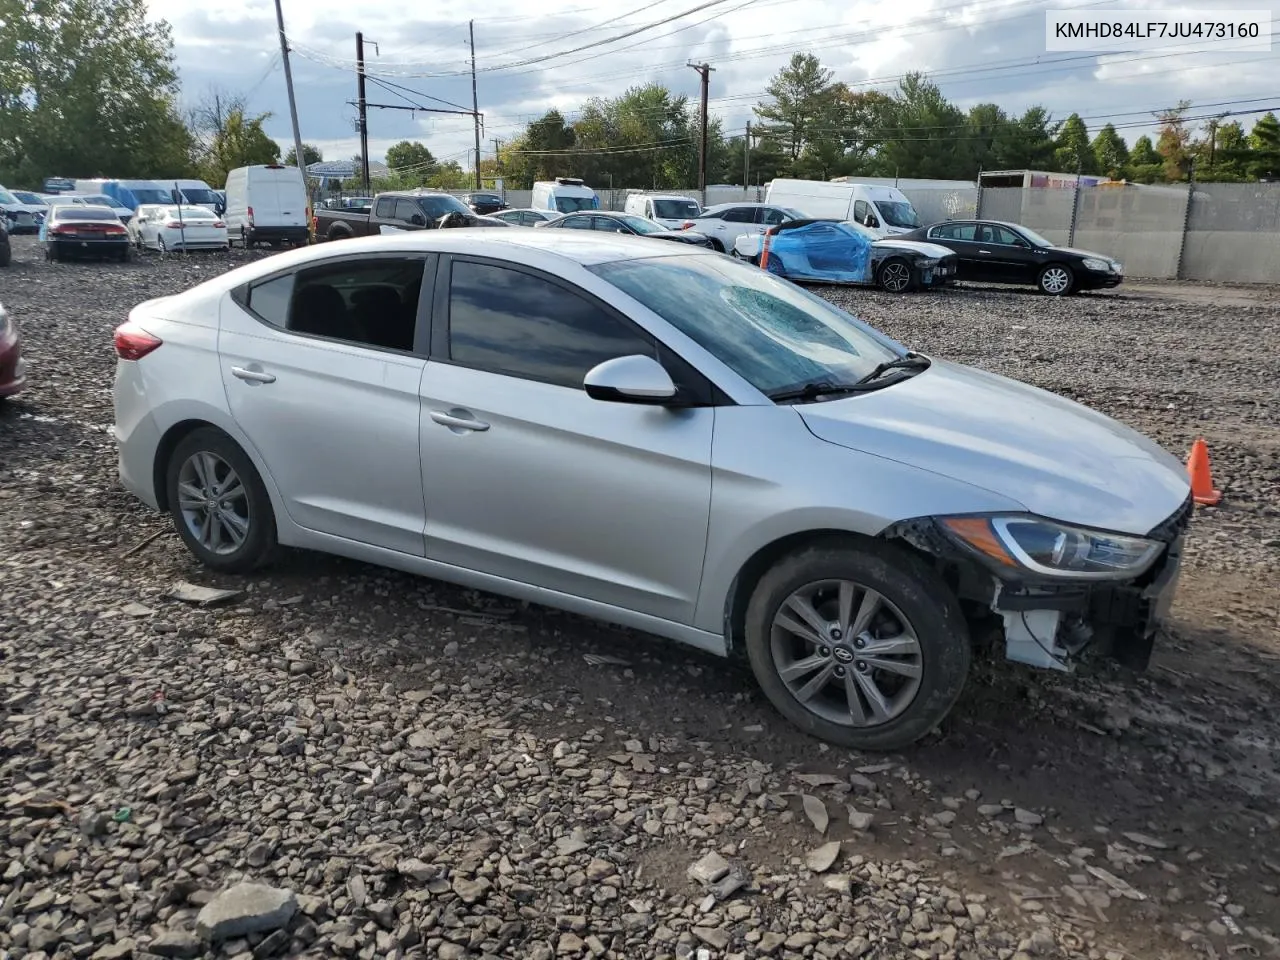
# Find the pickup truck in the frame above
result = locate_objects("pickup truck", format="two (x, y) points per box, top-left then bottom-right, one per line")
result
(313, 190), (477, 242)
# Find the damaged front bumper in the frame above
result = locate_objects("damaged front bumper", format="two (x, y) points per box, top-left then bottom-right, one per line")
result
(888, 492), (1193, 672)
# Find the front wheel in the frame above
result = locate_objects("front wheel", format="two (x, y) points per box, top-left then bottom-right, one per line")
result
(744, 540), (971, 751)
(877, 258), (914, 293)
(764, 254), (787, 277)
(165, 428), (277, 574)
(1038, 263), (1074, 295)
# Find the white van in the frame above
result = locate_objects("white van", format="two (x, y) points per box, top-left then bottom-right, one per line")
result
(173, 179), (221, 213)
(764, 179), (922, 237)
(623, 193), (702, 228)
(531, 177), (599, 214)
(224, 164), (309, 247)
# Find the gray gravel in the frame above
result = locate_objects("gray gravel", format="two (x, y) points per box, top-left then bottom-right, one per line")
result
(2, 235), (1279, 960)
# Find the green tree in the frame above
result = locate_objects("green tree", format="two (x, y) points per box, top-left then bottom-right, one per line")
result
(284, 143), (323, 167)
(1090, 124), (1129, 177)
(1248, 112), (1280, 179)
(878, 74), (970, 179)
(991, 107), (1057, 170)
(522, 110), (576, 181)
(1126, 135), (1163, 182)
(0, 0), (194, 185)
(1053, 113), (1097, 173)
(754, 53), (836, 164)
(426, 161), (469, 190)
(187, 88), (279, 186)
(384, 140), (436, 185)
(960, 103), (1010, 174)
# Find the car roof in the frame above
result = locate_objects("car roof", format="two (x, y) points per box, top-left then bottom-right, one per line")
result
(702, 202), (772, 212)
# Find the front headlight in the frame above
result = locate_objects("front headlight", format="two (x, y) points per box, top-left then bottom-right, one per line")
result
(1081, 258), (1110, 272)
(940, 515), (1162, 580)
(918, 258), (939, 268)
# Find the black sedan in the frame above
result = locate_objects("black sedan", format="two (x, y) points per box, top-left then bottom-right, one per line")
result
(898, 219), (1123, 295)
(41, 204), (131, 262)
(460, 192), (507, 215)
(539, 211), (713, 247)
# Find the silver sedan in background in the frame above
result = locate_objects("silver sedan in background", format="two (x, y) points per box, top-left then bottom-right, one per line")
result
(111, 232), (1192, 750)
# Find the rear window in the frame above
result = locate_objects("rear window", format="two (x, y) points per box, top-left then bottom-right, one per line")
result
(56, 206), (117, 220)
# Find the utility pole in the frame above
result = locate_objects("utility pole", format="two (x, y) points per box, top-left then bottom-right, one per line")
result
(273, 0), (307, 196)
(470, 21), (482, 190)
(687, 61), (714, 204)
(1207, 117), (1220, 170)
(744, 122), (750, 191)
(356, 32), (370, 191)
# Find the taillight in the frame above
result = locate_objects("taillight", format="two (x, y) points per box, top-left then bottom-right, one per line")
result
(113, 321), (163, 361)
(247, 205), (254, 224)
(680, 221), (694, 230)
(167, 222), (183, 229)
(48, 226), (67, 236)
(105, 225), (126, 235)
(213, 221), (226, 228)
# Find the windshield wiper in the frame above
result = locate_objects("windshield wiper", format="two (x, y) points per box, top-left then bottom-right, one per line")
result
(767, 380), (868, 403)
(853, 352), (931, 385)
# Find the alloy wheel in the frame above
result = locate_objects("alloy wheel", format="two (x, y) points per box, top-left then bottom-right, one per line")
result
(176, 451), (251, 556)
(880, 261), (911, 292)
(770, 579), (923, 728)
(1041, 266), (1071, 294)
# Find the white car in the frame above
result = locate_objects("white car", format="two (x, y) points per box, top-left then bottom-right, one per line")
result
(111, 231), (1193, 750)
(133, 205), (229, 253)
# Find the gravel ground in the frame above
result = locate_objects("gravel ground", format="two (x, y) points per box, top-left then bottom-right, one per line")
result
(2, 234), (1278, 960)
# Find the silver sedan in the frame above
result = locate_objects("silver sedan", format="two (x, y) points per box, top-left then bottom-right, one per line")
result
(111, 231), (1192, 750)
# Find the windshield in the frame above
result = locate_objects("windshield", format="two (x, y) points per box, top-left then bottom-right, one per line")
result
(13, 191), (42, 204)
(0, 186), (16, 204)
(417, 194), (471, 219)
(876, 200), (920, 229)
(1017, 225), (1055, 248)
(132, 188), (175, 205)
(619, 215), (665, 235)
(180, 188), (218, 204)
(591, 255), (902, 395)
(652, 198), (700, 220)
(555, 195), (596, 213)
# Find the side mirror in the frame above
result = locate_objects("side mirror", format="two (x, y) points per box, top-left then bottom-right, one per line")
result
(583, 355), (677, 405)
(866, 216), (880, 229)
(409, 214), (426, 227)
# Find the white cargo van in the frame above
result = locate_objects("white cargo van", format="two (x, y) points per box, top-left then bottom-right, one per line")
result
(764, 179), (922, 238)
(531, 177), (599, 214)
(224, 164), (309, 247)
(623, 192), (701, 228)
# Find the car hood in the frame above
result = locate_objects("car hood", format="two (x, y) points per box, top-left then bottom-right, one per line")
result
(1046, 246), (1116, 261)
(797, 359), (1190, 535)
(872, 238), (954, 258)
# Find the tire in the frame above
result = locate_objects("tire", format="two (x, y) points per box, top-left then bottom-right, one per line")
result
(1038, 263), (1073, 295)
(157, 235), (167, 255)
(0, 242), (10, 268)
(47, 246), (58, 262)
(744, 540), (971, 751)
(165, 428), (277, 574)
(708, 237), (725, 253)
(877, 258), (915, 293)
(765, 255), (787, 277)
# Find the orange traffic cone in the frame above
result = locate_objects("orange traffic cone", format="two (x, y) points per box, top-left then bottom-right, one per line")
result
(759, 232), (773, 271)
(1187, 438), (1222, 506)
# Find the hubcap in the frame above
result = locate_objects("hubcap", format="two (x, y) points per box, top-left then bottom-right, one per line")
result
(1042, 268), (1069, 293)
(882, 262), (910, 291)
(176, 451), (250, 555)
(770, 579), (923, 728)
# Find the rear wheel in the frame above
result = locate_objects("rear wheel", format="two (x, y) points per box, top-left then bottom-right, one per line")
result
(744, 540), (971, 751)
(877, 258), (914, 293)
(165, 428), (277, 574)
(708, 237), (725, 253)
(157, 235), (167, 255)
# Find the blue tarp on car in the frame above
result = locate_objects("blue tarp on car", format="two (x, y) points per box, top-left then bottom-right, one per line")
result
(762, 220), (875, 283)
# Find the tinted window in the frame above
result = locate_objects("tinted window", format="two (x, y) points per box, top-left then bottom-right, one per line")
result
(554, 196), (596, 213)
(991, 225), (1021, 245)
(375, 197), (395, 218)
(394, 199), (423, 223)
(932, 222), (976, 241)
(419, 195), (470, 219)
(447, 261), (654, 389)
(722, 207), (755, 223)
(55, 206), (117, 221)
(592, 217), (628, 233)
(853, 200), (870, 224)
(246, 274), (295, 327)
(695, 210), (723, 221)
(760, 207), (791, 226)
(652, 198), (700, 220)
(558, 216), (593, 230)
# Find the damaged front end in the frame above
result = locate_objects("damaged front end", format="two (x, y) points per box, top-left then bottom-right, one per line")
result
(885, 492), (1193, 672)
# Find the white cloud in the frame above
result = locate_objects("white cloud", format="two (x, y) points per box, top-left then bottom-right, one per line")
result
(150, 0), (1280, 174)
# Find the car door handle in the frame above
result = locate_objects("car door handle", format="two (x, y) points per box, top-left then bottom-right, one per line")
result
(978, 249), (991, 254)
(231, 366), (276, 384)
(430, 410), (490, 432)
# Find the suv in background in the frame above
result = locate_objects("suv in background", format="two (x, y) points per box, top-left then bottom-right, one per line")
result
(460, 192), (506, 215)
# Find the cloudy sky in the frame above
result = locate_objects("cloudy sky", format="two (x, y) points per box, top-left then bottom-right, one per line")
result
(147, 0), (1279, 176)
